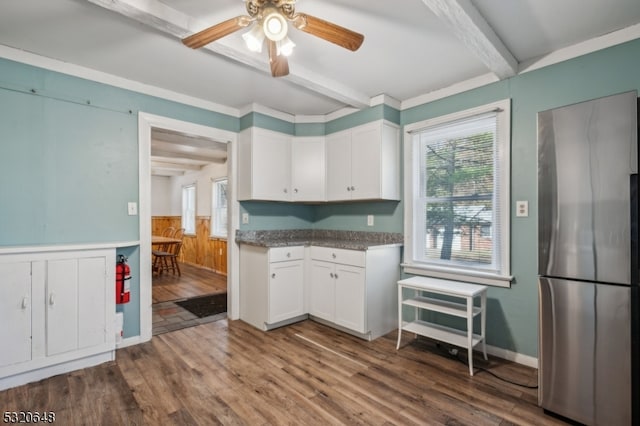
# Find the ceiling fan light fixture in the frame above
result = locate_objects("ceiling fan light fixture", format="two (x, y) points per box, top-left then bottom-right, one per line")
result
(242, 23), (265, 52)
(262, 8), (288, 41)
(277, 36), (295, 57)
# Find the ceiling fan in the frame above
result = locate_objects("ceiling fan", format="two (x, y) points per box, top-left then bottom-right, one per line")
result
(182, 0), (364, 78)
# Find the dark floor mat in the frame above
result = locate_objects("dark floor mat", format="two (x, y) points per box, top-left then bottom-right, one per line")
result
(175, 293), (227, 318)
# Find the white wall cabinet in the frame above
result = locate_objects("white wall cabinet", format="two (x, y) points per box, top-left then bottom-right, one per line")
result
(238, 120), (398, 203)
(0, 248), (116, 391)
(238, 127), (292, 201)
(291, 136), (326, 201)
(326, 120), (400, 201)
(240, 245), (306, 330)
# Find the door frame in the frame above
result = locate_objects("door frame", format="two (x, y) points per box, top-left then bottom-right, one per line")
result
(138, 112), (239, 343)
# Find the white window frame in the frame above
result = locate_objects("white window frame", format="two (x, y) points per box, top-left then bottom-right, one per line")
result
(402, 99), (513, 287)
(211, 177), (228, 238)
(181, 184), (196, 235)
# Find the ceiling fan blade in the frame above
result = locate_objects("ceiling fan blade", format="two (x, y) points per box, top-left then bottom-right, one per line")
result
(182, 16), (251, 49)
(293, 13), (364, 51)
(268, 40), (290, 77)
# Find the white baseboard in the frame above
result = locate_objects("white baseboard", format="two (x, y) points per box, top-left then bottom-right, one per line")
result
(0, 351), (115, 391)
(485, 344), (538, 369)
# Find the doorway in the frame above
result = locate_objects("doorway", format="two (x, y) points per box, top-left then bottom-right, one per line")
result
(138, 113), (239, 343)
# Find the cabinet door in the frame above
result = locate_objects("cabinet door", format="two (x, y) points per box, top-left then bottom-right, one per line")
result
(351, 122), (381, 200)
(268, 260), (304, 324)
(0, 262), (32, 368)
(46, 259), (79, 357)
(78, 257), (107, 350)
(326, 130), (352, 201)
(309, 261), (335, 322)
(334, 264), (366, 333)
(292, 137), (325, 201)
(252, 128), (291, 201)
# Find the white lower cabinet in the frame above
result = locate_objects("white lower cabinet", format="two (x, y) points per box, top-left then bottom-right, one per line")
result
(240, 243), (401, 340)
(334, 264), (366, 333)
(309, 259), (366, 333)
(269, 258), (305, 324)
(308, 245), (401, 340)
(240, 245), (306, 330)
(0, 248), (116, 391)
(309, 261), (335, 322)
(0, 262), (32, 368)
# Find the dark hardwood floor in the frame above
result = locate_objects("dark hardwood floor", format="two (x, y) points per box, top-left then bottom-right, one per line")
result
(0, 319), (568, 425)
(152, 262), (227, 304)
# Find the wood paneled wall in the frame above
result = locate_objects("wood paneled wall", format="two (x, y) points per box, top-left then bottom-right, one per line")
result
(152, 216), (227, 276)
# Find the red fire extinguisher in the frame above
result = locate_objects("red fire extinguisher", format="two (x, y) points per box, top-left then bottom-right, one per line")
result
(116, 254), (131, 304)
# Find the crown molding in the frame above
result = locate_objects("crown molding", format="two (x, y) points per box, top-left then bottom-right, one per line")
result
(2, 20), (638, 127)
(0, 44), (240, 117)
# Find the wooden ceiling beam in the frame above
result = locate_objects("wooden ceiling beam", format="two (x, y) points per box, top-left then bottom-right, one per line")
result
(85, 0), (370, 109)
(420, 0), (518, 79)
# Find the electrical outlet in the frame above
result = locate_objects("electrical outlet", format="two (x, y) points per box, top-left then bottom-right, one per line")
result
(516, 200), (529, 217)
(242, 212), (249, 224)
(367, 215), (374, 226)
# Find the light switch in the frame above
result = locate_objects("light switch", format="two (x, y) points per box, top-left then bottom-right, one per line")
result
(516, 200), (528, 217)
(127, 202), (138, 216)
(367, 215), (374, 226)
(242, 213), (249, 224)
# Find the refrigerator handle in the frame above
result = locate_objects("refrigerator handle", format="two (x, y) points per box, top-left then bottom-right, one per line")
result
(631, 173), (638, 285)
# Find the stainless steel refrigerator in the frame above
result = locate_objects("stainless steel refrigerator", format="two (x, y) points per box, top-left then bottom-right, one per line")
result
(538, 90), (639, 425)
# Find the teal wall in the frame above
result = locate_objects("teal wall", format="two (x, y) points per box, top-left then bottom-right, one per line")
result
(0, 58), (238, 338)
(401, 38), (640, 357)
(2, 37), (640, 355)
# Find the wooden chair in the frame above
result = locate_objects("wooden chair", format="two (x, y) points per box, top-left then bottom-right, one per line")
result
(153, 228), (184, 276)
(161, 227), (176, 237)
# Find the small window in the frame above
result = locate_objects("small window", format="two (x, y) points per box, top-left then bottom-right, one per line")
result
(403, 99), (512, 287)
(211, 178), (228, 238)
(182, 184), (196, 235)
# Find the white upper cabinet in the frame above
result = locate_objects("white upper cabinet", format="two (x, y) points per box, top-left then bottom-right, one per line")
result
(291, 137), (326, 201)
(238, 120), (399, 203)
(238, 127), (292, 201)
(326, 120), (400, 201)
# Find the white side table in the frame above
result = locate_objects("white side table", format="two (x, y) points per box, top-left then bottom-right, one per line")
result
(396, 276), (488, 376)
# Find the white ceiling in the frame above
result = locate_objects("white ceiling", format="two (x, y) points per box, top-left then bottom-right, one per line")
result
(2, 0), (640, 116)
(1, 0), (640, 174)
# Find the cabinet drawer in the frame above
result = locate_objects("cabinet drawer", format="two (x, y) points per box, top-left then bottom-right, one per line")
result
(309, 246), (365, 267)
(269, 246), (305, 263)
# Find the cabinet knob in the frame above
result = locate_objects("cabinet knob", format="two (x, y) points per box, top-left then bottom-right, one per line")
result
(332, 253), (336, 259)
(271, 273), (276, 279)
(350, 186), (355, 191)
(294, 188), (298, 193)
(49, 293), (55, 306)
(283, 188), (288, 193)
(335, 273), (339, 279)
(286, 252), (291, 258)
(330, 272), (334, 278)
(22, 296), (29, 310)
(347, 186), (351, 191)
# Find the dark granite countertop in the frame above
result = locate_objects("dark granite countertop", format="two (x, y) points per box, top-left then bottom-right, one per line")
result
(235, 229), (403, 250)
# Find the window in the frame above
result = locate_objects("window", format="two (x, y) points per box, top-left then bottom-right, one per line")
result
(403, 99), (512, 287)
(211, 178), (228, 237)
(182, 184), (196, 235)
